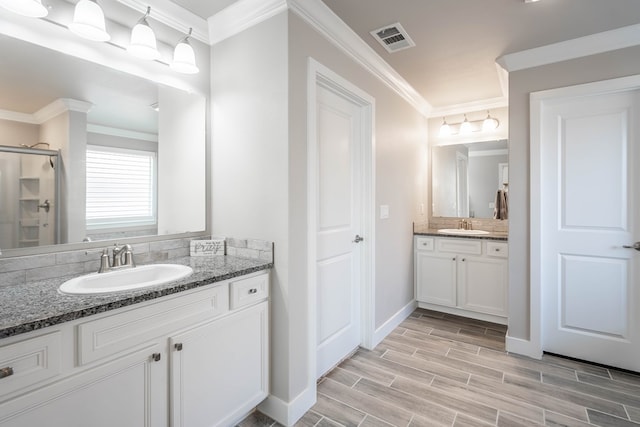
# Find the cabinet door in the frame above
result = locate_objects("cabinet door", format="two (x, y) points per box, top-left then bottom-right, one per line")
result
(170, 301), (269, 427)
(415, 252), (457, 307)
(0, 345), (167, 427)
(457, 256), (508, 316)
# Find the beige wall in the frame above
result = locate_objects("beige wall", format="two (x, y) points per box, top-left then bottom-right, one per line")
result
(508, 45), (640, 340)
(211, 10), (428, 421)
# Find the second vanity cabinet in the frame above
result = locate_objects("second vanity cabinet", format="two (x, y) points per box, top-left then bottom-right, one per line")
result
(415, 236), (508, 323)
(0, 270), (269, 427)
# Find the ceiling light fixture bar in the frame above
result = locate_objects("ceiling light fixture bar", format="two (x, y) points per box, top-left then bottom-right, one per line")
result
(439, 111), (500, 137)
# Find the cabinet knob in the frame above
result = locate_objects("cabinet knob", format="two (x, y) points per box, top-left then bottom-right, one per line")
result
(151, 353), (161, 362)
(174, 343), (183, 351)
(248, 288), (258, 294)
(452, 257), (456, 261)
(0, 367), (14, 379)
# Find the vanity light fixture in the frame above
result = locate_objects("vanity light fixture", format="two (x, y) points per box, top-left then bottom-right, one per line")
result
(439, 111), (500, 136)
(127, 6), (160, 61)
(170, 28), (199, 74)
(0, 0), (48, 17)
(69, 0), (110, 42)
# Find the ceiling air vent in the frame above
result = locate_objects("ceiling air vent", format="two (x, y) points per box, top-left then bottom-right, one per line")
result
(370, 22), (415, 53)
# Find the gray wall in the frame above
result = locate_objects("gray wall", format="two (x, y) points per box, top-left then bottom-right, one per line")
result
(508, 44), (640, 340)
(211, 9), (428, 416)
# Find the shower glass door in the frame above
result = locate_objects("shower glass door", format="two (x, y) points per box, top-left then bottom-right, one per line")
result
(0, 146), (59, 250)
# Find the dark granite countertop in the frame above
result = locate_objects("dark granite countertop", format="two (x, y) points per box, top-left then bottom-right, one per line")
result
(413, 224), (508, 241)
(0, 256), (272, 339)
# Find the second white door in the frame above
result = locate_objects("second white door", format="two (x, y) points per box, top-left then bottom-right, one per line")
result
(315, 81), (364, 379)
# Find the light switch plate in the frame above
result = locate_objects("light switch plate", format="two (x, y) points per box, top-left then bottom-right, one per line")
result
(380, 205), (389, 219)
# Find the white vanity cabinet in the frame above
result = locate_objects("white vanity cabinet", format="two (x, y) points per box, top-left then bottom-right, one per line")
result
(0, 270), (270, 427)
(170, 274), (270, 427)
(415, 236), (508, 323)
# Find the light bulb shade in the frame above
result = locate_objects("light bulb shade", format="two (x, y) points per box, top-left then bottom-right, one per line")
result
(439, 122), (451, 137)
(459, 119), (472, 134)
(482, 116), (499, 131)
(0, 0), (48, 17)
(171, 41), (199, 74)
(68, 0), (110, 42)
(128, 21), (160, 60)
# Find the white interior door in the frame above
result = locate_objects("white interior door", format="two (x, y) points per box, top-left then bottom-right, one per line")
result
(540, 89), (640, 371)
(315, 82), (363, 379)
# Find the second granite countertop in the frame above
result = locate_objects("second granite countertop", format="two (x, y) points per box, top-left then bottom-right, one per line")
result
(0, 255), (272, 339)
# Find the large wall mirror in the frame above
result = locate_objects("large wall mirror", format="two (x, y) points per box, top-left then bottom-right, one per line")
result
(432, 140), (508, 219)
(0, 34), (206, 254)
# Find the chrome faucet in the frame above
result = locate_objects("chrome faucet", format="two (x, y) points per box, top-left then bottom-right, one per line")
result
(97, 244), (135, 273)
(458, 219), (472, 230)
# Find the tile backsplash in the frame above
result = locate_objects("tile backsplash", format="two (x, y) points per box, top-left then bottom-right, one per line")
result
(0, 236), (275, 289)
(427, 217), (508, 233)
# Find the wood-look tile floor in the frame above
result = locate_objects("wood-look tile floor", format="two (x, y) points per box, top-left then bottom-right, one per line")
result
(239, 308), (640, 427)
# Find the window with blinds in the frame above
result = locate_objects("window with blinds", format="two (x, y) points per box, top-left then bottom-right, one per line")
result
(86, 145), (157, 230)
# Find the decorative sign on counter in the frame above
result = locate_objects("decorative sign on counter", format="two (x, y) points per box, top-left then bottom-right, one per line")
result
(190, 238), (225, 256)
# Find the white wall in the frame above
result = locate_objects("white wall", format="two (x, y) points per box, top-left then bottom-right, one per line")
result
(508, 44), (640, 342)
(211, 10), (428, 424)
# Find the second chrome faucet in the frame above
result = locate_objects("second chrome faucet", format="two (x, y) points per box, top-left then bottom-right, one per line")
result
(98, 244), (136, 273)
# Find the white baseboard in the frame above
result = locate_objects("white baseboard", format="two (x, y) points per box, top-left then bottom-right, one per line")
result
(258, 385), (316, 427)
(369, 300), (417, 349)
(505, 333), (543, 360)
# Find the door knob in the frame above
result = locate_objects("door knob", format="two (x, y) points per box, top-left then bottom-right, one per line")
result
(623, 242), (640, 251)
(353, 235), (364, 243)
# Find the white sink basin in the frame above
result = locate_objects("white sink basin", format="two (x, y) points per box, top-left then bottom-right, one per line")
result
(59, 264), (193, 295)
(438, 228), (490, 235)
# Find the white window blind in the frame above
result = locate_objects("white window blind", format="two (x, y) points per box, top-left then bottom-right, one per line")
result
(86, 145), (157, 229)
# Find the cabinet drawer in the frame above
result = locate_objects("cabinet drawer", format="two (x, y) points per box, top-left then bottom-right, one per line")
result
(77, 285), (229, 365)
(230, 273), (269, 309)
(437, 238), (482, 255)
(0, 331), (62, 398)
(415, 237), (434, 251)
(486, 242), (508, 258)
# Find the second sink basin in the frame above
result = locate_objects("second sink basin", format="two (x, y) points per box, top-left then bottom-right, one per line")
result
(59, 263), (194, 295)
(438, 229), (490, 235)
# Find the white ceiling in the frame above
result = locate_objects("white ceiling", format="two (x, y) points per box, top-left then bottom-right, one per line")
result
(171, 0), (640, 110)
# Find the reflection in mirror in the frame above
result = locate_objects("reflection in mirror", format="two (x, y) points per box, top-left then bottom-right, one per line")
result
(432, 140), (508, 219)
(0, 34), (206, 253)
(0, 145), (60, 249)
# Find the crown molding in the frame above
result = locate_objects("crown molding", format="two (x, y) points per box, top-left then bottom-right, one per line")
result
(208, 0), (288, 45)
(116, 0), (209, 44)
(0, 99), (93, 125)
(34, 99), (93, 123)
(0, 109), (38, 124)
(429, 97), (508, 118)
(288, 0), (432, 116)
(497, 23), (640, 72)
